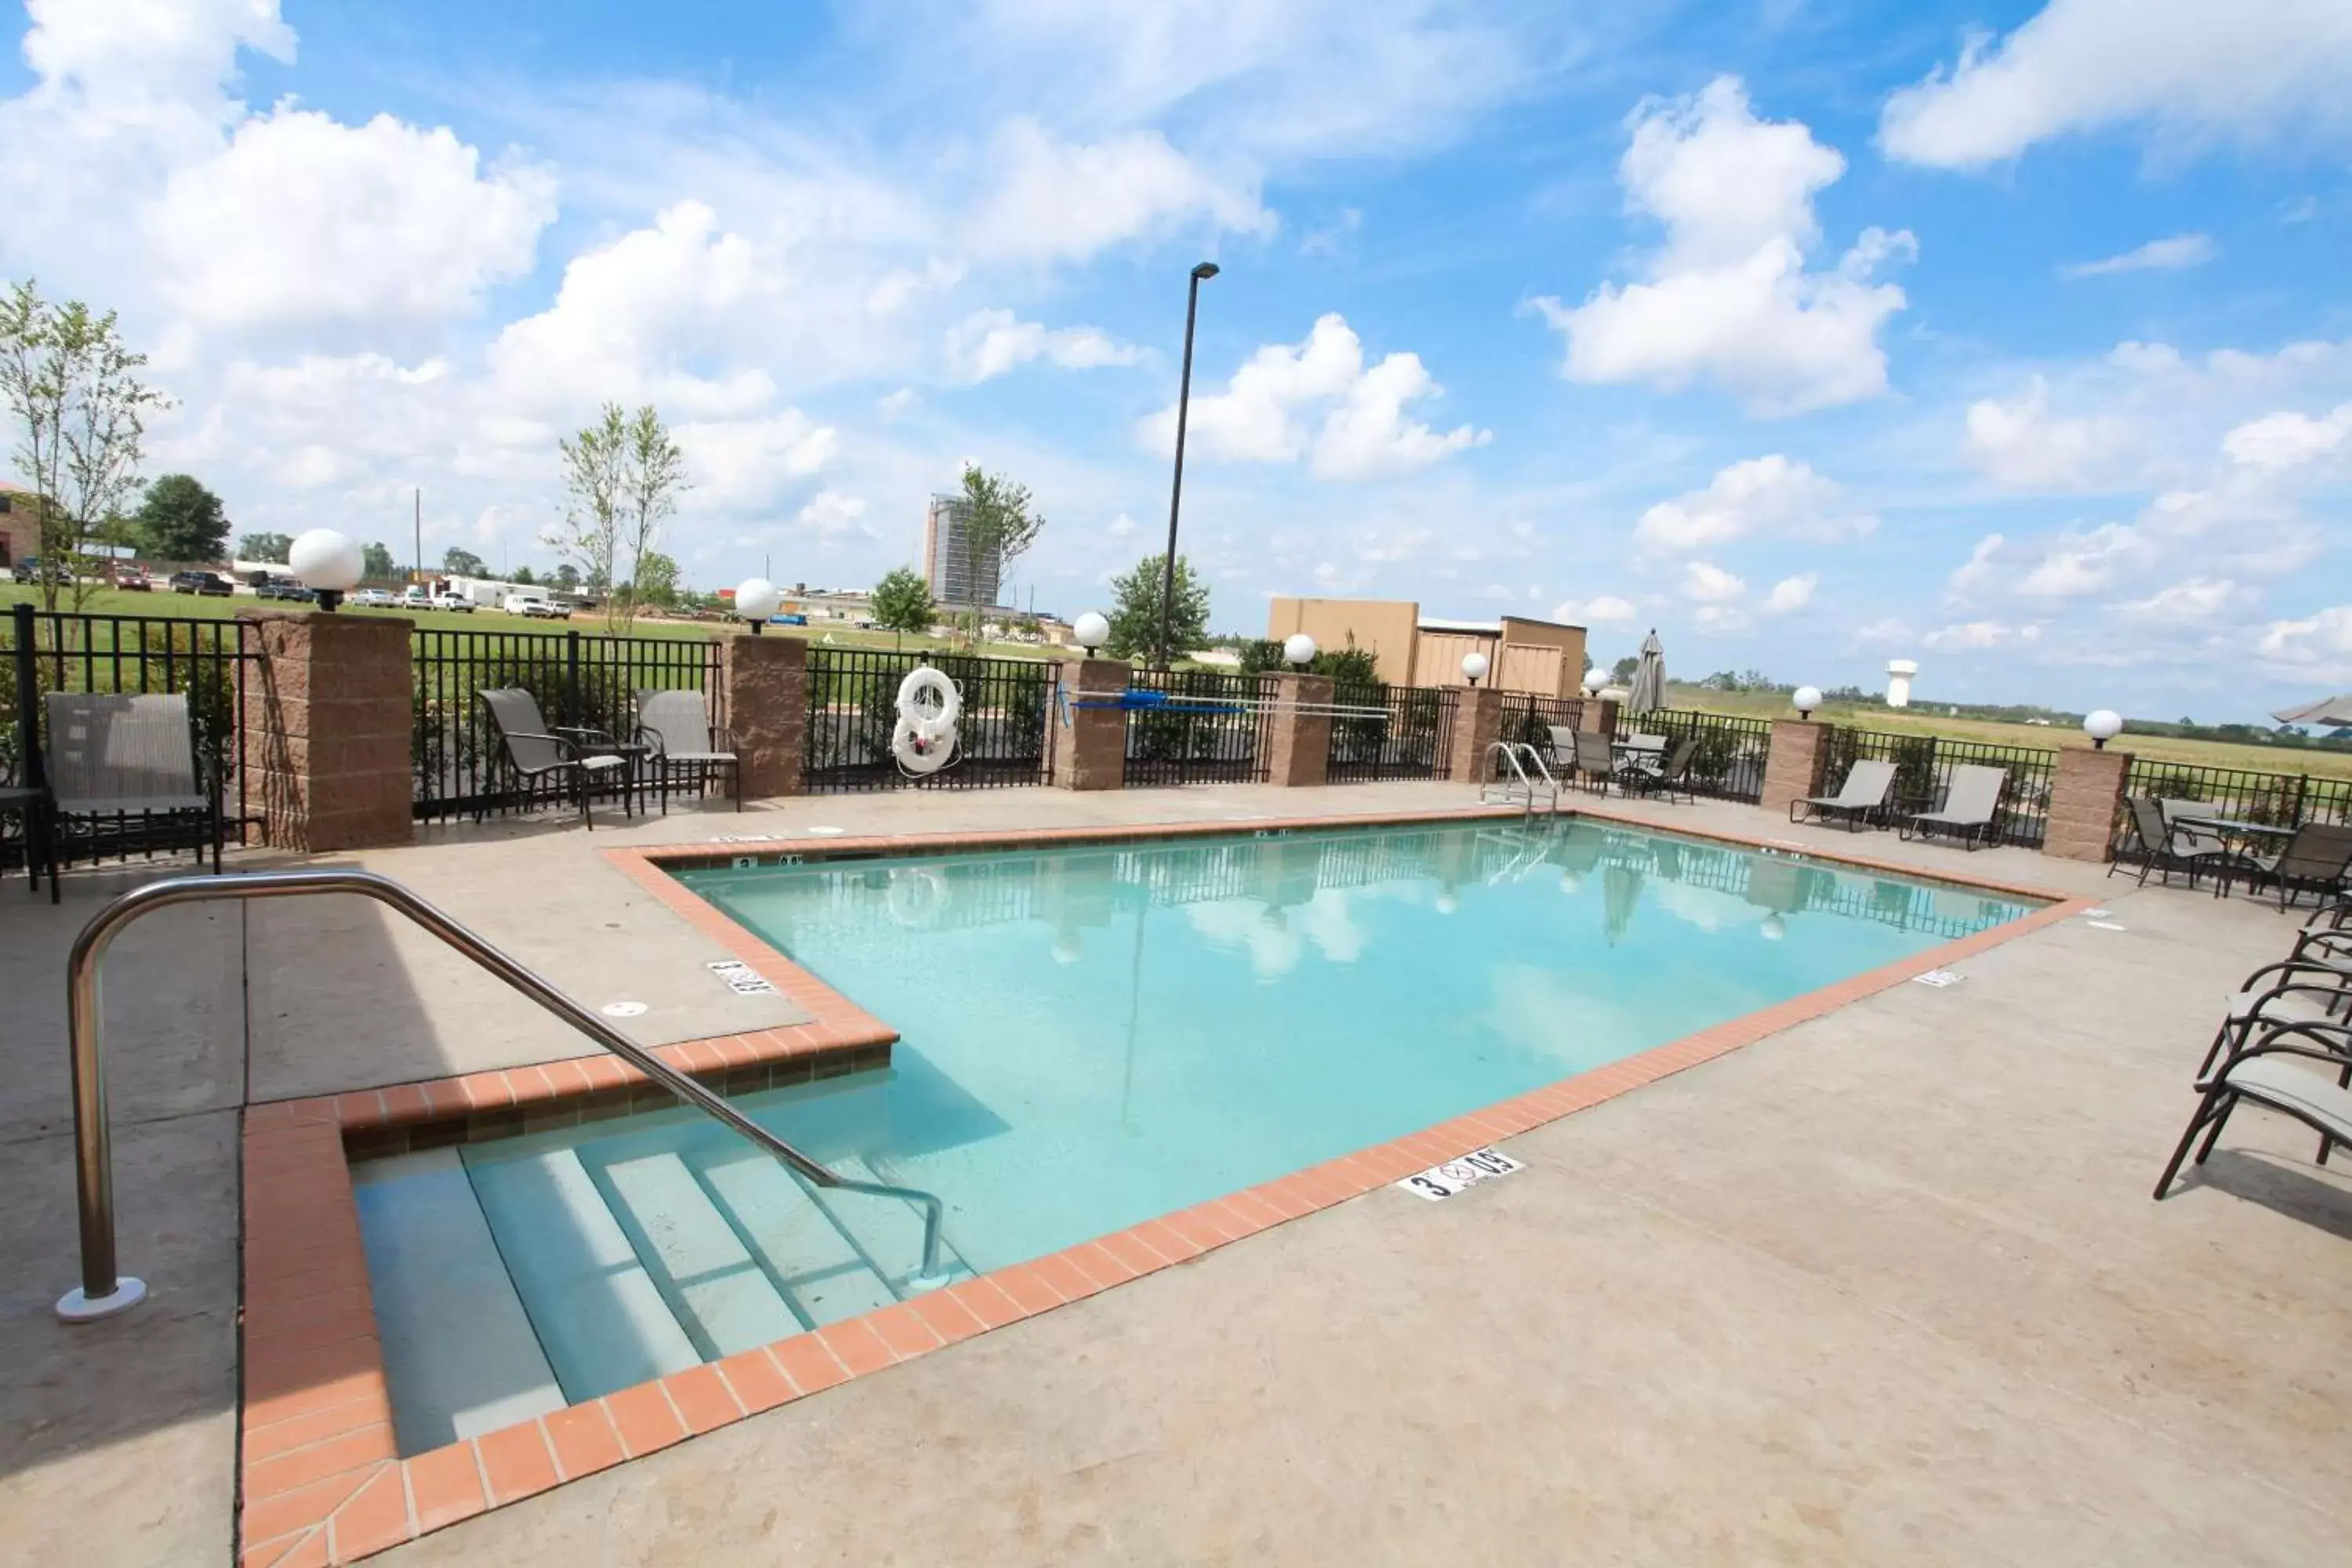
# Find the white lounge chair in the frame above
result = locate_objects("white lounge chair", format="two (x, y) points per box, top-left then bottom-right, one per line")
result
(1789, 758), (1896, 833)
(1899, 764), (2007, 851)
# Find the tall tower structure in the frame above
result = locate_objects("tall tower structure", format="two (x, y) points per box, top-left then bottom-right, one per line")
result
(922, 493), (1002, 610)
(1886, 659), (1918, 709)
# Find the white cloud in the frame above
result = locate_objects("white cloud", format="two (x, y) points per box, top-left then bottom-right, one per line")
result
(1682, 561), (1747, 603)
(2221, 403), (2352, 470)
(2259, 607), (2352, 681)
(877, 387), (917, 419)
(17, 0), (292, 131)
(1881, 0), (2352, 168)
(1107, 512), (1140, 538)
(2017, 522), (2141, 599)
(1532, 78), (1913, 416)
(796, 489), (873, 537)
(1632, 455), (1873, 552)
(1924, 620), (2043, 651)
(943, 309), (1145, 383)
(1137, 313), (1488, 480)
(1762, 572), (1817, 614)
(1552, 594), (1638, 625)
(1693, 604), (1751, 633)
(2058, 234), (2215, 279)
(964, 117), (1272, 263)
(1964, 376), (2134, 490)
(1947, 534), (2005, 596)
(2111, 577), (2244, 621)
(675, 412), (839, 512)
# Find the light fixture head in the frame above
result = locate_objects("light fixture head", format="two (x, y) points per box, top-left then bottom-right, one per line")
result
(1073, 610), (1110, 654)
(1792, 684), (1823, 718)
(288, 528), (364, 610)
(735, 577), (782, 634)
(2083, 708), (2124, 748)
(1283, 633), (1317, 667)
(1191, 262), (1221, 280)
(1461, 652), (1490, 687)
(1582, 666), (1608, 695)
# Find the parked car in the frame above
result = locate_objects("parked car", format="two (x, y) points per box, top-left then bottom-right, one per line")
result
(348, 587), (396, 608)
(430, 592), (476, 614)
(399, 586), (432, 609)
(11, 556), (75, 586)
(503, 593), (567, 619)
(256, 576), (314, 602)
(169, 570), (234, 596)
(112, 566), (153, 592)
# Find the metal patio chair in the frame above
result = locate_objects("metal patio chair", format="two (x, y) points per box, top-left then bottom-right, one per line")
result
(41, 692), (222, 903)
(1899, 764), (2008, 851)
(476, 688), (629, 829)
(1570, 730), (1617, 795)
(1789, 758), (1896, 832)
(1617, 735), (1698, 804)
(2154, 1022), (2352, 1199)
(2235, 822), (2352, 911)
(633, 688), (740, 812)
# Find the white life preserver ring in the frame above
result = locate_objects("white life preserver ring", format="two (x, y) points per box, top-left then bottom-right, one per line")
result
(891, 714), (957, 774)
(895, 666), (961, 743)
(886, 866), (948, 928)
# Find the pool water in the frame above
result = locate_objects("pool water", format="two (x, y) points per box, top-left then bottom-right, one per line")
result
(353, 818), (2032, 1450)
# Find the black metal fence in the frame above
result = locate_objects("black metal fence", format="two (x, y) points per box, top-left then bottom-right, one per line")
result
(1495, 692), (1586, 777)
(1122, 669), (1276, 786)
(804, 647), (1054, 793)
(1634, 709), (1775, 803)
(1325, 682), (1457, 782)
(411, 626), (723, 821)
(1824, 725), (2058, 848)
(2118, 760), (2352, 844)
(3, 601), (260, 862)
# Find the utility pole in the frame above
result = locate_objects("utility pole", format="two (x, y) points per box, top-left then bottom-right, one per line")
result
(1157, 261), (1220, 670)
(412, 488), (421, 582)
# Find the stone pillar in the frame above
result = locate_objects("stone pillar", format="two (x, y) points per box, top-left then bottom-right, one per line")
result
(1446, 684), (1505, 783)
(1760, 719), (1832, 818)
(1265, 671), (1334, 788)
(241, 611), (414, 851)
(1578, 698), (1619, 735)
(719, 632), (804, 798)
(2044, 746), (2132, 862)
(1052, 657), (1130, 791)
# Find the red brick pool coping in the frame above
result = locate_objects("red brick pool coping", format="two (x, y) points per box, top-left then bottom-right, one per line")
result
(234, 805), (2091, 1566)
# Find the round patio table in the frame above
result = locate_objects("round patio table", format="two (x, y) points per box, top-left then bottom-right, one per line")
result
(2173, 815), (2296, 898)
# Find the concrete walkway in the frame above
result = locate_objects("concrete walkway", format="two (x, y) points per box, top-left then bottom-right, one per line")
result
(2, 784), (2347, 1566)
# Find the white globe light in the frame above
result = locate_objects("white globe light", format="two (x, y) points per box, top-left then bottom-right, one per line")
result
(1792, 685), (1823, 716)
(288, 528), (363, 593)
(2083, 709), (2124, 746)
(1434, 890), (1459, 915)
(1461, 652), (1491, 684)
(1073, 610), (1110, 652)
(735, 577), (782, 622)
(1283, 633), (1317, 667)
(1582, 666), (1608, 695)
(1759, 913), (1787, 941)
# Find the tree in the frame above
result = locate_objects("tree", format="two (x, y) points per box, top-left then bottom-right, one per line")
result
(441, 546), (485, 577)
(552, 563), (581, 593)
(361, 540), (397, 581)
(621, 406), (687, 630)
(870, 565), (935, 644)
(1105, 553), (1207, 661)
(630, 550), (680, 610)
(0, 279), (171, 608)
(955, 464), (1045, 639)
(550, 402), (688, 633)
(511, 564), (536, 586)
(238, 531), (293, 563)
(134, 474), (228, 561)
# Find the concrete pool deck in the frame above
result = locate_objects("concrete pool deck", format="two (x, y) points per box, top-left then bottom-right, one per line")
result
(2, 782), (2349, 1565)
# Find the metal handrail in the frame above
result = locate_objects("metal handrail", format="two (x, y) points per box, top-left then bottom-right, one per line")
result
(56, 869), (948, 1322)
(1479, 741), (1559, 819)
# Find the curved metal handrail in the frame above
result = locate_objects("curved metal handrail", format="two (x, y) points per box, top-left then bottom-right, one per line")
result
(57, 868), (946, 1322)
(1479, 741), (1559, 819)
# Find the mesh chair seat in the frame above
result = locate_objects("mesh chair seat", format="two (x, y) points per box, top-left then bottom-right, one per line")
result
(40, 692), (223, 899)
(54, 793), (209, 815)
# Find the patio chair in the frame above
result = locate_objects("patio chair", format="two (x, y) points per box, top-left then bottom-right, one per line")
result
(41, 692), (222, 904)
(1788, 758), (1896, 832)
(2154, 1023), (2352, 1198)
(2114, 797), (2232, 889)
(634, 688), (740, 813)
(2234, 822), (2352, 911)
(1571, 730), (1617, 795)
(2158, 799), (2240, 875)
(476, 688), (628, 829)
(2196, 957), (2352, 1080)
(1618, 735), (1697, 804)
(1899, 764), (2008, 851)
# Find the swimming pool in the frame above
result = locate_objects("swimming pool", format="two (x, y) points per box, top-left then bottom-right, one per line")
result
(353, 817), (2034, 1450)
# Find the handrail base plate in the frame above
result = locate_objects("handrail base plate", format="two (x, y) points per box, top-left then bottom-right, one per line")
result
(56, 1276), (147, 1323)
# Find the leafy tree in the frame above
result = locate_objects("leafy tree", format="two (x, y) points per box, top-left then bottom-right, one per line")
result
(511, 564), (536, 586)
(630, 550), (680, 609)
(361, 540), (397, 580)
(552, 563), (581, 592)
(621, 407), (687, 628)
(1105, 553), (1207, 661)
(1610, 655), (1639, 683)
(441, 546), (486, 576)
(238, 531), (293, 563)
(869, 565), (935, 641)
(550, 402), (688, 633)
(954, 464), (1044, 637)
(1237, 635), (1378, 683)
(1, 279), (170, 608)
(134, 474), (229, 561)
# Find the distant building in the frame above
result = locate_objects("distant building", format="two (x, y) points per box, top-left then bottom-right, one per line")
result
(922, 493), (1002, 610)
(1886, 659), (1918, 708)
(0, 482), (42, 568)
(1265, 596), (1588, 696)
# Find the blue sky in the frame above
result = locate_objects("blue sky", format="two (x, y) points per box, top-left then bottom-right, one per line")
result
(3, 1), (2348, 720)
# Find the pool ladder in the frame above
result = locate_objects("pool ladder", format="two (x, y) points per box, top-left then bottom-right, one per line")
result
(1479, 741), (1561, 820)
(53, 868), (950, 1323)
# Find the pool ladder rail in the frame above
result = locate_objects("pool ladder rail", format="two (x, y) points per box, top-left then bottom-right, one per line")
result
(1479, 741), (1562, 818)
(54, 868), (951, 1323)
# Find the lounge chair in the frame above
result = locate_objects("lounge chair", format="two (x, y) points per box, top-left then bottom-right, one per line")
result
(2196, 957), (2352, 1080)
(41, 692), (222, 903)
(2235, 822), (2352, 910)
(1788, 758), (1896, 832)
(476, 688), (628, 829)
(634, 688), (740, 812)
(1618, 735), (1697, 804)
(1899, 764), (2007, 851)
(2112, 797), (2231, 889)
(1571, 730), (1617, 794)
(2154, 1024), (2352, 1198)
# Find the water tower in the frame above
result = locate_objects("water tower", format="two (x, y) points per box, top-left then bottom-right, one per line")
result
(1886, 659), (1918, 709)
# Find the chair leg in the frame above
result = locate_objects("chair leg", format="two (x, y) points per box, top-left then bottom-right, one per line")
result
(2154, 1087), (2235, 1199)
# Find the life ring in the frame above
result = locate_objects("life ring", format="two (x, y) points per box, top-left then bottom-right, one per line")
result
(895, 666), (960, 743)
(891, 715), (957, 774)
(887, 866), (948, 927)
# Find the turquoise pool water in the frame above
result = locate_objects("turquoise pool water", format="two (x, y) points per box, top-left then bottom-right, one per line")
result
(353, 818), (2033, 1445)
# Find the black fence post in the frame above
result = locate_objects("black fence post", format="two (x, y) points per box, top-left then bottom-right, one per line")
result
(11, 601), (42, 794)
(564, 629), (582, 731)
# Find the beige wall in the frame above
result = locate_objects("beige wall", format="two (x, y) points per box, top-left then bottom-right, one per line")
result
(1497, 616), (1587, 697)
(1497, 644), (1565, 696)
(1417, 630), (1499, 688)
(1265, 597), (1423, 685)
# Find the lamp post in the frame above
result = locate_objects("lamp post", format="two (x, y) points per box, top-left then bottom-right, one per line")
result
(1461, 652), (1490, 688)
(1156, 261), (1219, 670)
(1283, 633), (1316, 668)
(1792, 685), (1822, 720)
(2083, 709), (2122, 750)
(1582, 666), (1607, 697)
(1074, 610), (1109, 657)
(735, 577), (782, 635)
(288, 528), (363, 612)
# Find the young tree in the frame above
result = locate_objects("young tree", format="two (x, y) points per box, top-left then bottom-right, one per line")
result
(552, 562), (582, 593)
(511, 564), (536, 586)
(134, 474), (229, 561)
(1105, 553), (1208, 661)
(620, 406), (688, 630)
(869, 565), (935, 646)
(955, 464), (1044, 640)
(441, 546), (486, 577)
(0, 280), (170, 608)
(361, 540), (397, 580)
(630, 550), (680, 610)
(238, 531), (293, 562)
(552, 402), (627, 619)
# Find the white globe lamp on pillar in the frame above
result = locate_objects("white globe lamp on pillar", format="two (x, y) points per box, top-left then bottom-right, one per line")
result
(1073, 611), (1110, 656)
(288, 528), (365, 612)
(1792, 685), (1823, 720)
(735, 577), (782, 634)
(2083, 709), (2123, 750)
(1283, 633), (1317, 668)
(1461, 651), (1490, 688)
(1582, 666), (1608, 697)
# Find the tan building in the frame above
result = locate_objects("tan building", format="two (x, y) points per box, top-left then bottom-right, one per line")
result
(1265, 597), (1587, 696)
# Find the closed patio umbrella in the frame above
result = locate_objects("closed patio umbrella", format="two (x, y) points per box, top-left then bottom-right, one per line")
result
(2273, 694), (2352, 728)
(1628, 629), (1666, 713)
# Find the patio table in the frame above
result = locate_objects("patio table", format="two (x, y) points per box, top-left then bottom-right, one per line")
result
(2175, 815), (2296, 898)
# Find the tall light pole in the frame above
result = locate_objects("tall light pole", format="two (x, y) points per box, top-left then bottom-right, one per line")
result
(1157, 260), (1219, 670)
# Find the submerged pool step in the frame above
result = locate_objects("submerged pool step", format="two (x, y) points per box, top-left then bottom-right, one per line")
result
(590, 1151), (808, 1358)
(692, 1151), (903, 1328)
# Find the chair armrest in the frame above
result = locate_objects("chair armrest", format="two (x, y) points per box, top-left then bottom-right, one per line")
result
(632, 725), (667, 760)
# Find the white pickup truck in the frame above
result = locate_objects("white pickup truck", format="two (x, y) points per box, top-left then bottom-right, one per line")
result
(503, 593), (568, 619)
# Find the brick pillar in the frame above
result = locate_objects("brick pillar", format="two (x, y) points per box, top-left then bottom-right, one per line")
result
(241, 611), (414, 851)
(1265, 671), (1333, 787)
(1446, 684), (1505, 783)
(1760, 719), (1832, 818)
(2044, 746), (2132, 862)
(1578, 698), (1619, 735)
(1052, 657), (1130, 791)
(719, 632), (804, 798)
